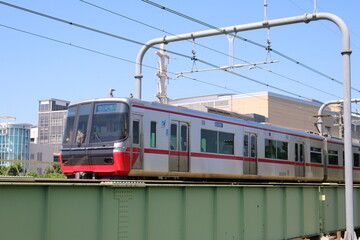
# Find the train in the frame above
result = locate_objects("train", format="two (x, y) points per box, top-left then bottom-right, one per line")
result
(60, 97), (360, 182)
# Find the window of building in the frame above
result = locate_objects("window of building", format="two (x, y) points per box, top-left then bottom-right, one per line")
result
(37, 152), (43, 161)
(265, 139), (288, 160)
(39, 103), (50, 112)
(310, 147), (322, 163)
(150, 121), (156, 148)
(328, 150), (339, 165)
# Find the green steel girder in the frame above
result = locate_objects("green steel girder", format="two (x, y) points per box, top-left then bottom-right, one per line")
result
(0, 182), (357, 240)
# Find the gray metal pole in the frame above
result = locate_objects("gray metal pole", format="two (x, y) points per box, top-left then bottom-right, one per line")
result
(135, 12), (354, 238)
(342, 48), (355, 240)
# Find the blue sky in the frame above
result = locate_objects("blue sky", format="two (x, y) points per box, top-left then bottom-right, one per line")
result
(1, 0), (360, 125)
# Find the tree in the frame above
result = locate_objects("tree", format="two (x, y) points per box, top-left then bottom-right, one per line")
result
(25, 171), (38, 177)
(0, 165), (7, 175)
(41, 172), (66, 179)
(7, 163), (23, 176)
(41, 164), (66, 178)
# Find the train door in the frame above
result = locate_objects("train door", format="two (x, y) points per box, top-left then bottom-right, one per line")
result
(169, 121), (189, 172)
(131, 114), (143, 169)
(243, 133), (258, 175)
(295, 142), (305, 177)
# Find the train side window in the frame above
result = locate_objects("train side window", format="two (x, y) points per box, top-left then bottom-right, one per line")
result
(250, 135), (257, 158)
(265, 139), (288, 160)
(328, 150), (338, 165)
(277, 141), (288, 160)
(354, 153), (360, 167)
(201, 129), (234, 155)
(133, 120), (139, 144)
(201, 129), (217, 153)
(150, 121), (156, 148)
(180, 124), (188, 151)
(219, 132), (234, 155)
(170, 123), (177, 150)
(265, 139), (276, 159)
(310, 147), (322, 163)
(243, 134), (249, 157)
(300, 144), (304, 162)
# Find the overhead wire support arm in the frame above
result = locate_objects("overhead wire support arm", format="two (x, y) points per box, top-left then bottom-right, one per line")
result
(176, 60), (279, 75)
(142, 0), (360, 94)
(135, 12), (349, 98)
(316, 98), (360, 136)
(135, 13), (355, 239)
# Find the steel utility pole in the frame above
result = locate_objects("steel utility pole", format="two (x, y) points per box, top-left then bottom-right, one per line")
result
(135, 12), (354, 239)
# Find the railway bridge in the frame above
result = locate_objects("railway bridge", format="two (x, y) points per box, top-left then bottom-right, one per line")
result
(0, 178), (359, 240)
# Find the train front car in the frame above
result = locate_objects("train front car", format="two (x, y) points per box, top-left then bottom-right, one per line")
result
(60, 98), (131, 179)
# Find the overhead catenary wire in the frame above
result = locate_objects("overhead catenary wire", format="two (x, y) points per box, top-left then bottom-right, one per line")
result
(289, 0), (360, 51)
(0, 1), (321, 102)
(141, 0), (360, 94)
(0, 22), (325, 118)
(0, 23), (157, 70)
(80, 0), (341, 99)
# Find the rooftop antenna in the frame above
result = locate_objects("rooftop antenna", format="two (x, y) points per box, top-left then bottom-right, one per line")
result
(109, 88), (116, 97)
(155, 43), (170, 104)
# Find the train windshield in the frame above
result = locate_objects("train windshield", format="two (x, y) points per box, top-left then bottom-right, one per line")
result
(62, 102), (129, 145)
(90, 102), (129, 143)
(63, 106), (77, 145)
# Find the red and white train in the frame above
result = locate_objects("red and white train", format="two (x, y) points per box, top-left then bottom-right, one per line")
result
(60, 97), (360, 182)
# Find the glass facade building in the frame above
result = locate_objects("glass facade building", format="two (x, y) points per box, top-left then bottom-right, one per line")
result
(38, 99), (70, 156)
(0, 121), (31, 166)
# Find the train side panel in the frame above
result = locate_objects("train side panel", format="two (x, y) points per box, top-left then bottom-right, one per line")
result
(326, 141), (344, 182)
(257, 130), (295, 180)
(60, 98), (360, 182)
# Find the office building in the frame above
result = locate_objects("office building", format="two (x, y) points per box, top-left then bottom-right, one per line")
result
(0, 117), (32, 167)
(38, 99), (70, 160)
